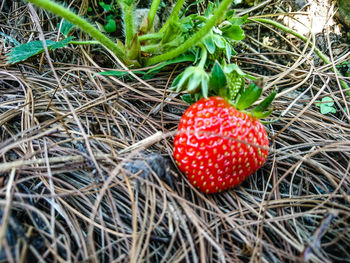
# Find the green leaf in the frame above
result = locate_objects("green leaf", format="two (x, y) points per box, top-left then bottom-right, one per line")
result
(204, 1), (216, 17)
(203, 35), (216, 54)
(180, 16), (195, 33)
(319, 96), (334, 107)
(6, 37), (73, 64)
(251, 90), (277, 115)
(235, 83), (262, 110)
(222, 25), (245, 41)
(316, 96), (336, 115)
(99, 1), (113, 12)
(171, 72), (184, 89)
(104, 18), (117, 32)
(212, 34), (225, 49)
(179, 0), (203, 18)
(209, 61), (227, 92)
(57, 19), (74, 37)
(225, 41), (232, 61)
(6, 40), (53, 64)
(181, 94), (197, 104)
(252, 109), (273, 119)
(224, 9), (236, 21)
(320, 106), (336, 115)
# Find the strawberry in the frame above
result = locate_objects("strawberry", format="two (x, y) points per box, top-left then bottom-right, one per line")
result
(173, 96), (270, 194)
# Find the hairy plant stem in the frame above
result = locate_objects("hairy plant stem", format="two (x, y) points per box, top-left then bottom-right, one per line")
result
(147, 0), (161, 31)
(250, 18), (350, 95)
(26, 0), (124, 58)
(138, 32), (163, 42)
(197, 46), (207, 69)
(141, 44), (160, 53)
(122, 1), (135, 48)
(158, 0), (186, 34)
(145, 0), (232, 66)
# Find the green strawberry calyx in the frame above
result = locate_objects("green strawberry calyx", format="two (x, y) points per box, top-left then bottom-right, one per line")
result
(173, 58), (277, 119)
(233, 81), (277, 119)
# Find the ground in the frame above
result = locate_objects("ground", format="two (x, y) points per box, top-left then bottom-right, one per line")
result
(0, 0), (350, 262)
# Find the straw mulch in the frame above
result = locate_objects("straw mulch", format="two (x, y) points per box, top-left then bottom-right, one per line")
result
(0, 0), (349, 262)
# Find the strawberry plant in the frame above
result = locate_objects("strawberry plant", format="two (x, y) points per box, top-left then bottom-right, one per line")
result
(7, 0), (241, 67)
(7, 1), (348, 94)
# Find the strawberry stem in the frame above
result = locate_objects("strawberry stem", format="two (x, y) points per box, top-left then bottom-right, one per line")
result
(158, 0), (186, 34)
(121, 0), (136, 49)
(198, 46), (208, 69)
(138, 32), (163, 41)
(147, 0), (161, 31)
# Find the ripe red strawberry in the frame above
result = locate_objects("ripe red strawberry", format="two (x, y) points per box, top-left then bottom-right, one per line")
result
(173, 96), (269, 194)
